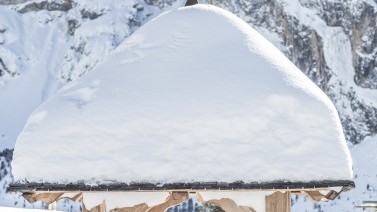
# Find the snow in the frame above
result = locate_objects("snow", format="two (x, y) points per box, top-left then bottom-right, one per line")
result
(0, 0), (158, 151)
(0, 207), (57, 212)
(200, 191), (273, 212)
(293, 136), (377, 212)
(12, 5), (352, 184)
(363, 0), (377, 10)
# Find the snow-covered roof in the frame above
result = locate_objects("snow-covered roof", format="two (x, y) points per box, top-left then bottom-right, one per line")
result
(12, 5), (352, 185)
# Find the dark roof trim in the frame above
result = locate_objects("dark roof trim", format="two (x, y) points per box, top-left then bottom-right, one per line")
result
(8, 180), (354, 192)
(185, 0), (198, 6)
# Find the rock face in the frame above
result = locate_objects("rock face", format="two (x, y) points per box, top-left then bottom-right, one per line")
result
(213, 0), (377, 145)
(185, 0), (198, 6)
(16, 0), (73, 13)
(300, 0), (377, 89)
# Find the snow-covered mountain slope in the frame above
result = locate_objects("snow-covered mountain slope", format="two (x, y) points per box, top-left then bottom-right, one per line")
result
(0, 0), (171, 150)
(0, 0), (376, 211)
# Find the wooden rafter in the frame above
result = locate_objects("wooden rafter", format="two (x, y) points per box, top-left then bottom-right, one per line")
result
(265, 191), (291, 212)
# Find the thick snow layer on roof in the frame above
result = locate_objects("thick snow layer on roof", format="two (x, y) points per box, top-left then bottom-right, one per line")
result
(12, 5), (352, 184)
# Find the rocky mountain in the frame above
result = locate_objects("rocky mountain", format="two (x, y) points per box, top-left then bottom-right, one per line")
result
(0, 0), (376, 211)
(214, 0), (377, 144)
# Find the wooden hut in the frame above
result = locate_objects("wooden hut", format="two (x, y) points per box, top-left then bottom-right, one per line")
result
(9, 3), (354, 212)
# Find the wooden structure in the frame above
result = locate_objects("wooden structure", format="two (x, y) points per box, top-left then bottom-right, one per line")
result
(8, 1), (354, 212)
(356, 201), (377, 210)
(8, 180), (354, 212)
(265, 192), (290, 212)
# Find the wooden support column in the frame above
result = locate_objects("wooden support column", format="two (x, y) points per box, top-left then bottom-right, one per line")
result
(265, 191), (291, 212)
(47, 202), (57, 210)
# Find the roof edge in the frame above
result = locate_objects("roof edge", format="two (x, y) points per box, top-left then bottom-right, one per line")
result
(8, 180), (355, 192)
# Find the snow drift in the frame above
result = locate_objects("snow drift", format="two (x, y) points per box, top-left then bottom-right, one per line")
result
(12, 5), (352, 184)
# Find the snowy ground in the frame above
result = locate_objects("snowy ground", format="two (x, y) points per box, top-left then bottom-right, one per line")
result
(0, 207), (58, 212)
(292, 136), (377, 212)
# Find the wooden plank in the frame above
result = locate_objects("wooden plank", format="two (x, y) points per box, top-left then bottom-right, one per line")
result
(265, 191), (291, 212)
(83, 200), (106, 212)
(147, 191), (189, 212)
(22, 192), (64, 205)
(207, 198), (256, 212)
(109, 203), (149, 212)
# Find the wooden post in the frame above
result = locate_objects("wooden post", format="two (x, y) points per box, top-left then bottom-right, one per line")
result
(265, 191), (291, 212)
(47, 202), (57, 210)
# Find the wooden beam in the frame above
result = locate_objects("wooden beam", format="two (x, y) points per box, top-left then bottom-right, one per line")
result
(207, 198), (256, 212)
(110, 203), (149, 212)
(22, 192), (64, 205)
(265, 191), (291, 212)
(147, 191), (189, 212)
(83, 200), (106, 212)
(301, 190), (339, 202)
